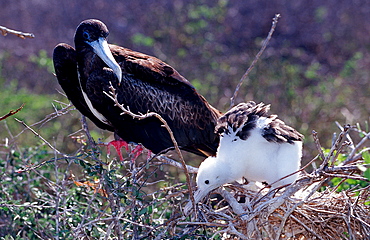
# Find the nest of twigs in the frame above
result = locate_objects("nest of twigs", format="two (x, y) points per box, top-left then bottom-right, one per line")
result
(185, 174), (369, 239)
(183, 125), (370, 239)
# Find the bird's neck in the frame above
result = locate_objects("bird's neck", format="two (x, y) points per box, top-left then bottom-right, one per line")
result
(76, 47), (102, 87)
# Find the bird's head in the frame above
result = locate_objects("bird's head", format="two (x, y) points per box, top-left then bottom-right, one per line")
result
(75, 19), (122, 83)
(184, 156), (227, 214)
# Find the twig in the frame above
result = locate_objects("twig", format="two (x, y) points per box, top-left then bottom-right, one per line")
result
(14, 103), (75, 138)
(155, 155), (198, 173)
(345, 132), (370, 165)
(312, 130), (326, 162)
(290, 214), (325, 240)
(320, 172), (367, 181)
(53, 137), (61, 238)
(331, 141), (351, 166)
(321, 124), (350, 169)
(14, 118), (70, 173)
(81, 115), (96, 148)
(335, 121), (355, 150)
(230, 14), (281, 108)
(228, 224), (248, 240)
(37, 103), (75, 129)
(177, 222), (227, 227)
(216, 188), (246, 217)
(325, 164), (368, 174)
(0, 104), (25, 121)
(0, 25), (35, 39)
(82, 217), (155, 230)
(14, 118), (66, 157)
(16, 157), (67, 173)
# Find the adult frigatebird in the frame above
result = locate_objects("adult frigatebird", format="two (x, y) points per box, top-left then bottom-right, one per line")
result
(53, 19), (221, 158)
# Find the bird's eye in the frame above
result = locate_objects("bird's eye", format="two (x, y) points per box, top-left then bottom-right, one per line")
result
(205, 180), (209, 184)
(83, 31), (90, 40)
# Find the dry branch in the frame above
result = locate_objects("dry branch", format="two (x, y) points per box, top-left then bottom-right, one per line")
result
(14, 103), (75, 139)
(0, 104), (25, 121)
(155, 155), (198, 173)
(14, 117), (70, 173)
(0, 25), (35, 39)
(230, 14), (281, 108)
(14, 118), (64, 157)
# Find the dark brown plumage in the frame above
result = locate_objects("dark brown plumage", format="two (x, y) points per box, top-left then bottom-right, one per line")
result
(53, 19), (221, 157)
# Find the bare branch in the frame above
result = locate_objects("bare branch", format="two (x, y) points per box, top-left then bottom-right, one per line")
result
(230, 14), (281, 108)
(0, 25), (35, 39)
(0, 104), (25, 121)
(156, 155), (198, 173)
(14, 103), (75, 139)
(312, 130), (326, 161)
(345, 131), (370, 165)
(320, 124), (350, 169)
(14, 118), (69, 173)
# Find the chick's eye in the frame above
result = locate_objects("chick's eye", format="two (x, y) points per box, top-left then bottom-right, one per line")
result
(83, 31), (90, 40)
(205, 180), (209, 185)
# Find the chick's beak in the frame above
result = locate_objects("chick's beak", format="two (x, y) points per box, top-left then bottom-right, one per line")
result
(184, 188), (211, 215)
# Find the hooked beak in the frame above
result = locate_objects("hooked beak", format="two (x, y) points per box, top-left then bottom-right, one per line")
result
(88, 37), (122, 84)
(184, 188), (211, 215)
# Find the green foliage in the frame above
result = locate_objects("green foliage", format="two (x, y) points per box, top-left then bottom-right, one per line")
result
(0, 82), (69, 149)
(314, 6), (328, 23)
(0, 52), (9, 87)
(29, 50), (54, 74)
(362, 151), (370, 182)
(339, 52), (363, 78)
(131, 33), (155, 47)
(1, 81), (55, 121)
(304, 61), (321, 79)
(323, 148), (370, 193)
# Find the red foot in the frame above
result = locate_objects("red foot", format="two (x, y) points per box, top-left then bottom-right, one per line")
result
(146, 150), (153, 160)
(106, 141), (152, 162)
(130, 145), (144, 162)
(107, 140), (129, 161)
(129, 145), (153, 162)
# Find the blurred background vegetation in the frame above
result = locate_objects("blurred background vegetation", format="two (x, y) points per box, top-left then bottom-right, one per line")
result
(0, 1), (369, 238)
